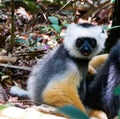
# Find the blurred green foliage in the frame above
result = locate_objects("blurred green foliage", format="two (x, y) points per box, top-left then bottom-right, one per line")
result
(0, 0), (39, 13)
(58, 105), (89, 119)
(0, 105), (7, 111)
(114, 85), (120, 95)
(114, 85), (120, 119)
(42, 16), (69, 34)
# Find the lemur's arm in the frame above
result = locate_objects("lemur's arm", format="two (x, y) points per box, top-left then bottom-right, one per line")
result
(88, 54), (109, 75)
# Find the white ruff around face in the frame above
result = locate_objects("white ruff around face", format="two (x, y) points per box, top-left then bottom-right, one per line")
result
(63, 23), (107, 59)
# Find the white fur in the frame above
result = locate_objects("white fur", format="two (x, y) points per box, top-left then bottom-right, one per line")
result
(10, 86), (28, 97)
(63, 23), (107, 59)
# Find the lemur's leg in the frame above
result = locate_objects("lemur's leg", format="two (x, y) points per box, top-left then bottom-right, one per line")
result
(42, 74), (87, 113)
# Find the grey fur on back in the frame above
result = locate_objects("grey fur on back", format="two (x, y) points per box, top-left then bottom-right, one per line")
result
(27, 45), (71, 104)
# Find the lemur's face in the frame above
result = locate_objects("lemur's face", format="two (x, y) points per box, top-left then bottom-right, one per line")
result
(76, 37), (96, 56)
(63, 23), (107, 59)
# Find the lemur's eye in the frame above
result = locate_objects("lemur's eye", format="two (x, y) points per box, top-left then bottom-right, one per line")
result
(76, 38), (84, 47)
(88, 38), (96, 48)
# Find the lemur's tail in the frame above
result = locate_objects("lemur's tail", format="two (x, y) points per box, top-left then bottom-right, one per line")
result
(10, 86), (28, 98)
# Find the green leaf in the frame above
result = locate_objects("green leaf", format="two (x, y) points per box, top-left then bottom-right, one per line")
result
(63, 23), (70, 27)
(0, 105), (7, 111)
(48, 16), (59, 25)
(15, 38), (26, 44)
(51, 24), (61, 33)
(58, 105), (89, 119)
(102, 25), (108, 31)
(0, 72), (4, 76)
(28, 46), (42, 51)
(0, 3), (6, 8)
(111, 0), (115, 3)
(108, 25), (120, 31)
(23, 0), (39, 12)
(114, 85), (120, 95)
(41, 26), (51, 32)
(118, 110), (120, 119)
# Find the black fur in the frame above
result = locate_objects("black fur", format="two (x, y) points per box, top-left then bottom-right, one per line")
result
(77, 23), (95, 28)
(84, 40), (120, 119)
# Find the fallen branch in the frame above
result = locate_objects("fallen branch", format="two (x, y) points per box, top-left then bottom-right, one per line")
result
(15, 49), (46, 54)
(0, 56), (17, 63)
(0, 63), (32, 71)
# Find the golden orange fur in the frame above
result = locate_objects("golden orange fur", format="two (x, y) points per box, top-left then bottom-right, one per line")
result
(42, 73), (86, 113)
(88, 54), (109, 75)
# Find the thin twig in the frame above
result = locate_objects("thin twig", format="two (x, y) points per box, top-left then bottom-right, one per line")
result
(52, 0), (72, 15)
(0, 63), (32, 71)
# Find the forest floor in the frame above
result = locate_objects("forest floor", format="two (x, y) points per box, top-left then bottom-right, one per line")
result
(0, 1), (112, 118)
